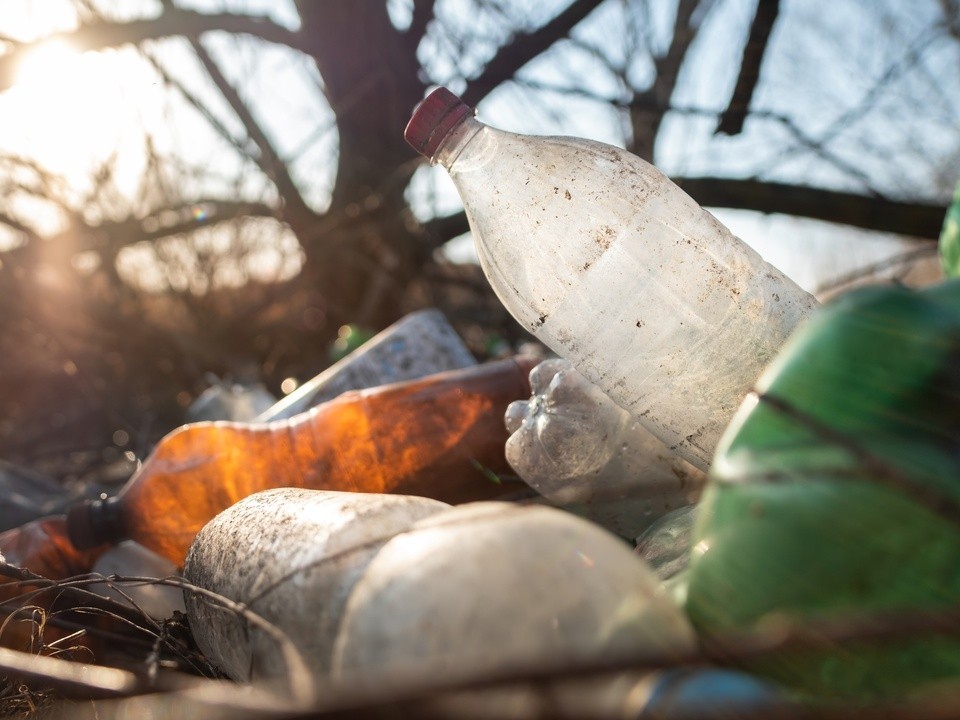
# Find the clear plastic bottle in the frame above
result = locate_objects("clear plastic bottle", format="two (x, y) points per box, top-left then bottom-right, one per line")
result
(504, 358), (705, 538)
(406, 89), (818, 469)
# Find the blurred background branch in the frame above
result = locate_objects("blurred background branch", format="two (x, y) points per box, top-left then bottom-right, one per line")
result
(0, 0), (953, 476)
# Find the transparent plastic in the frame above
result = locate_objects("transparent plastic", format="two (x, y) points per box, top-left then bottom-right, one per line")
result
(504, 359), (705, 538)
(423, 100), (818, 469)
(634, 504), (698, 580)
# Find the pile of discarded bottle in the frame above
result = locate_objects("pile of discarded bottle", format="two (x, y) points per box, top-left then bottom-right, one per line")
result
(1, 86), (958, 715)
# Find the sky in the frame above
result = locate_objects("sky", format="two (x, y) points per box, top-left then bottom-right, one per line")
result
(0, 0), (955, 296)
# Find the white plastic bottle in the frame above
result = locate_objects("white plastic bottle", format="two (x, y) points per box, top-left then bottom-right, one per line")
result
(182, 488), (450, 685)
(405, 88), (818, 469)
(331, 502), (695, 687)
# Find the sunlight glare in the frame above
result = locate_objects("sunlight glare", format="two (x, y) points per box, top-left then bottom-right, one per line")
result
(16, 39), (79, 87)
(2, 41), (157, 200)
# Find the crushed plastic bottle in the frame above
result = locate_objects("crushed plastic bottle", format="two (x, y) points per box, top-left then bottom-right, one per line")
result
(406, 88), (818, 469)
(183, 488), (449, 684)
(67, 358), (535, 565)
(685, 278), (960, 699)
(505, 358), (705, 538)
(331, 501), (696, 687)
(257, 309), (477, 422)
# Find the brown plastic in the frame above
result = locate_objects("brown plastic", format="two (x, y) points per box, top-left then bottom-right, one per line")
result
(404, 87), (472, 159)
(0, 516), (107, 651)
(67, 357), (536, 566)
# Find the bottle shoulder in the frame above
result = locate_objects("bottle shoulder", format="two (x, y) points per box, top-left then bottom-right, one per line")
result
(452, 125), (657, 182)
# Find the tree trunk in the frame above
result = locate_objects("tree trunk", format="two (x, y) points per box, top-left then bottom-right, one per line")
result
(292, 1), (430, 328)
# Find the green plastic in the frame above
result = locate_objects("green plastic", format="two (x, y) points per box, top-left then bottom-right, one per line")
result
(684, 278), (960, 699)
(940, 183), (960, 279)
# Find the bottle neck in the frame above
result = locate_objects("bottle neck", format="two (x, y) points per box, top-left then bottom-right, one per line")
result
(433, 115), (483, 169)
(66, 495), (126, 549)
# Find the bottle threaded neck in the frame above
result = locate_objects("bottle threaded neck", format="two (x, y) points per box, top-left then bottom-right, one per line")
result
(404, 87), (472, 160)
(66, 495), (125, 549)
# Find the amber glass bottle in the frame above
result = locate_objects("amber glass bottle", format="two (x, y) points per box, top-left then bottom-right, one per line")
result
(68, 358), (535, 565)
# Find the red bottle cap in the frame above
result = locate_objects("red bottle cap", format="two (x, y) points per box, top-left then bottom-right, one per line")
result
(404, 87), (472, 159)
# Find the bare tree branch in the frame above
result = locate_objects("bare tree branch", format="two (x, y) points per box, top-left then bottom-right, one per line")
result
(140, 47), (250, 161)
(0, 8), (307, 93)
(185, 37), (314, 224)
(762, 25), (944, 179)
(0, 200), (276, 266)
(0, 212), (39, 243)
(716, 0), (781, 135)
(408, 0), (437, 44)
(674, 177), (946, 239)
(628, 0), (706, 161)
(461, 0), (607, 106)
(135, 200), (278, 244)
(815, 245), (939, 295)
(940, 0), (960, 39)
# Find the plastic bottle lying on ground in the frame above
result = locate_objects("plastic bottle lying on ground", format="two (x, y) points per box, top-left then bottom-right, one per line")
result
(504, 358), (706, 538)
(182, 490), (695, 692)
(331, 501), (695, 688)
(685, 278), (960, 699)
(0, 516), (105, 651)
(183, 488), (450, 684)
(405, 88), (818, 470)
(66, 357), (535, 566)
(105, 308), (478, 611)
(257, 309), (477, 422)
(0, 460), (96, 533)
(185, 378), (277, 423)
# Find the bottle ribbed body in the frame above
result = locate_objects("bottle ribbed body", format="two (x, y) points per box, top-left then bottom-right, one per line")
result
(442, 120), (817, 469)
(72, 358), (534, 565)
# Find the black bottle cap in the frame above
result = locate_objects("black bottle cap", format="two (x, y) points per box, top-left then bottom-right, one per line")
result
(66, 496), (125, 549)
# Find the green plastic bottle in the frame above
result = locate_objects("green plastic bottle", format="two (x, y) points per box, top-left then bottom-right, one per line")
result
(684, 278), (960, 699)
(939, 182), (960, 279)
